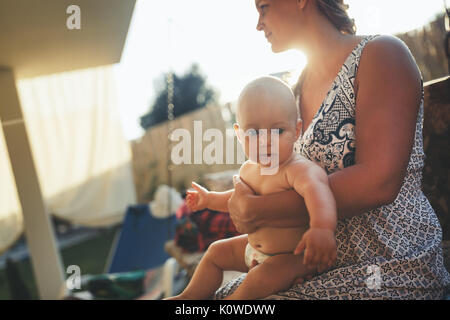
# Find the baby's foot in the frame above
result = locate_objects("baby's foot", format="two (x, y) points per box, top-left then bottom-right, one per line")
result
(164, 295), (182, 300)
(292, 264), (318, 285)
(164, 293), (195, 300)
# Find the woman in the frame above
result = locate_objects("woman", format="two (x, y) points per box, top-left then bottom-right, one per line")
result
(216, 0), (450, 299)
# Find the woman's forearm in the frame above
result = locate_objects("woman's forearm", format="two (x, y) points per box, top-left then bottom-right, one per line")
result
(247, 189), (310, 228)
(328, 164), (396, 220)
(249, 164), (395, 228)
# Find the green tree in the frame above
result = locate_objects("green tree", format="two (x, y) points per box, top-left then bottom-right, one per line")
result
(140, 64), (218, 130)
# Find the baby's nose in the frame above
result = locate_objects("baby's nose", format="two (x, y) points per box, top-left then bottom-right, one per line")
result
(258, 131), (270, 146)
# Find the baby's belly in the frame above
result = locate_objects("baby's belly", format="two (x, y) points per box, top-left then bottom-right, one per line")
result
(248, 226), (308, 255)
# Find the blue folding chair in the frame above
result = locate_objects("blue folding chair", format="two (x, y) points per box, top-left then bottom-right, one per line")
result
(106, 204), (176, 273)
(105, 204), (182, 297)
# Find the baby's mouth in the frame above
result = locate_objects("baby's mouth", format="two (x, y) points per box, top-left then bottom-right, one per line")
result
(259, 153), (277, 159)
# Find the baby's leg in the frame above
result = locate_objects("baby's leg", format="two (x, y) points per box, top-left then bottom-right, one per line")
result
(224, 253), (315, 300)
(169, 234), (249, 300)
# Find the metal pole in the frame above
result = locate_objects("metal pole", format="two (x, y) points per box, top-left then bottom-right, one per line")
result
(0, 68), (65, 299)
(166, 16), (175, 239)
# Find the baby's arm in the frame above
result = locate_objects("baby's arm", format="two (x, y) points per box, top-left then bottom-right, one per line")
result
(288, 162), (336, 230)
(186, 182), (233, 212)
(187, 161), (254, 213)
(286, 161), (337, 269)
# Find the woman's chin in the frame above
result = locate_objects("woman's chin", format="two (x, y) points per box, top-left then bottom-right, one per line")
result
(270, 43), (289, 53)
(270, 44), (282, 53)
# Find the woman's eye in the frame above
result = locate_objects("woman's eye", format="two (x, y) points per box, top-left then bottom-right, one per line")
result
(259, 4), (268, 14)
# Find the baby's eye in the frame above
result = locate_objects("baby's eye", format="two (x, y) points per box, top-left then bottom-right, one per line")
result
(246, 128), (258, 136)
(272, 128), (284, 135)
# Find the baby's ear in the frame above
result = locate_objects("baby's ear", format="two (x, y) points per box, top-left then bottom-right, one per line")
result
(295, 119), (303, 139)
(233, 123), (242, 143)
(296, 0), (307, 10)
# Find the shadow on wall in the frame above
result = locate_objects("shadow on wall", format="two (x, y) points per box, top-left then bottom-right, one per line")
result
(396, 13), (449, 82)
(131, 104), (242, 203)
(422, 77), (450, 240)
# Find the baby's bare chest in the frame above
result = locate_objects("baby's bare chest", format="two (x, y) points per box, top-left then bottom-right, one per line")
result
(242, 167), (291, 195)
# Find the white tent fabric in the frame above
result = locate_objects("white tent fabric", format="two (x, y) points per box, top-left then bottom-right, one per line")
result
(0, 125), (24, 255)
(0, 65), (136, 253)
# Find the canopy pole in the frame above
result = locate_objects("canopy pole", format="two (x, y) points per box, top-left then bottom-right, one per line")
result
(0, 67), (65, 299)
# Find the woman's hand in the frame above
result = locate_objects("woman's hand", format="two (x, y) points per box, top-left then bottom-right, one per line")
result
(228, 175), (258, 234)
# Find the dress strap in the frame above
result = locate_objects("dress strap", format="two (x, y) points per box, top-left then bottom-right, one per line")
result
(352, 35), (380, 72)
(342, 35), (380, 90)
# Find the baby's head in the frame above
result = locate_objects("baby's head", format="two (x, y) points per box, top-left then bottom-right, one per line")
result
(234, 76), (302, 167)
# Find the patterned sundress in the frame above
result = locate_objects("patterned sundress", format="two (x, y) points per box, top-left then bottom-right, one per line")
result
(216, 35), (450, 299)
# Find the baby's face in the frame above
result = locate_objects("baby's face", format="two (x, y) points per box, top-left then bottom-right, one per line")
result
(234, 91), (301, 168)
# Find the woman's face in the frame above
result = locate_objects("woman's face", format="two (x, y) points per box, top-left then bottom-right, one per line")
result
(255, 0), (303, 52)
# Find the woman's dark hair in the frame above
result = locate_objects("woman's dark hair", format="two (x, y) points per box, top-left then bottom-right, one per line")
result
(315, 0), (356, 35)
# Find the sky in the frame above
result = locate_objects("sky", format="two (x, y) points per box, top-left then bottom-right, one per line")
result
(114, 0), (446, 141)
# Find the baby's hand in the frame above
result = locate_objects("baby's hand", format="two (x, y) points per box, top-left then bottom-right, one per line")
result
(294, 228), (337, 273)
(186, 182), (210, 212)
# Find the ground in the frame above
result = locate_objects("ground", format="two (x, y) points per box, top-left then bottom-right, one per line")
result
(0, 227), (117, 300)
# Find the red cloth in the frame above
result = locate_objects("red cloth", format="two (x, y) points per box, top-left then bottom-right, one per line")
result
(175, 201), (192, 220)
(175, 201), (240, 252)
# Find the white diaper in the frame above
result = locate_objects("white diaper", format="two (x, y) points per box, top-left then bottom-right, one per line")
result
(244, 243), (273, 268)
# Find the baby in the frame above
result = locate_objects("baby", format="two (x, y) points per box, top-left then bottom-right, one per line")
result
(169, 76), (337, 300)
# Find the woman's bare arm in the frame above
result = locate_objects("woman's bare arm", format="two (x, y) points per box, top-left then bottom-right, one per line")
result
(228, 35), (422, 234)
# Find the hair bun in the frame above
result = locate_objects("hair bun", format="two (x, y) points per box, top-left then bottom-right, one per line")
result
(316, 0), (356, 35)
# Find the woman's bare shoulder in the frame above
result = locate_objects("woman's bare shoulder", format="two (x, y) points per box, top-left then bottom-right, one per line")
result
(363, 34), (415, 60)
(356, 34), (422, 98)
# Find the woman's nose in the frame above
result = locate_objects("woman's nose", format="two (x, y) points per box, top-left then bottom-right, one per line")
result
(256, 16), (263, 31)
